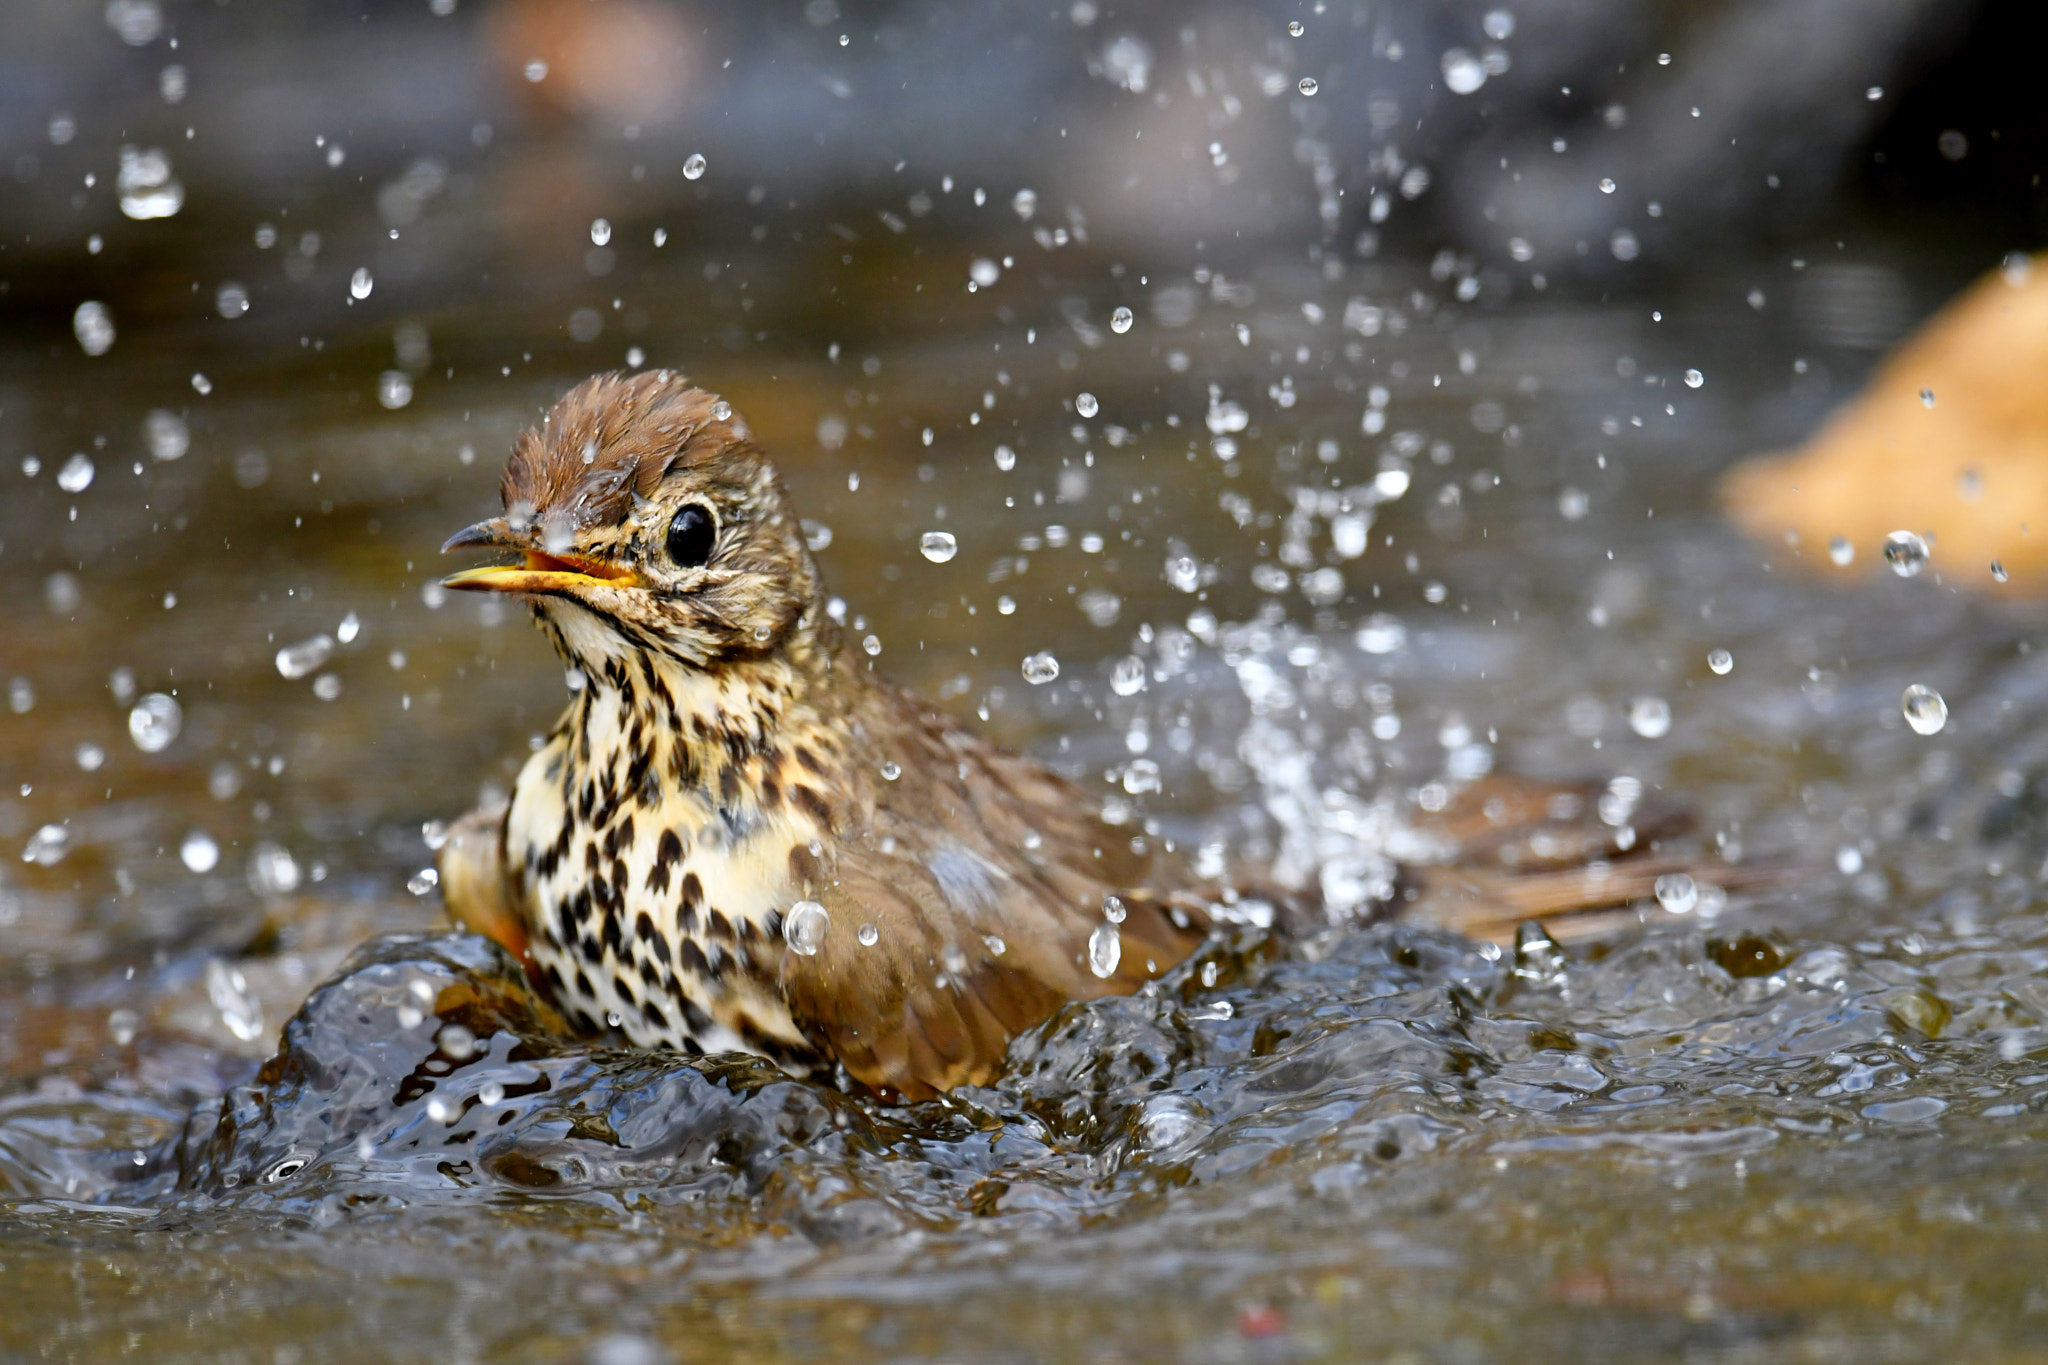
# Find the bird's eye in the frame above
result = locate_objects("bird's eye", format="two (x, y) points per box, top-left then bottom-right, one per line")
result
(665, 504), (716, 568)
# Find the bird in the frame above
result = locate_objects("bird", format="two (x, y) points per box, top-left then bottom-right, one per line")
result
(437, 370), (1708, 1101)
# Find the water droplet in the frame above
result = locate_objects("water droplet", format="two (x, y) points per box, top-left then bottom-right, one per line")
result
(880, 760), (901, 781)
(1101, 894), (1127, 924)
(116, 146), (183, 219)
(1442, 48), (1486, 94)
(862, 634), (882, 656)
(857, 922), (879, 947)
(343, 269), (374, 303)
(993, 444), (1017, 471)
(1087, 923), (1122, 978)
(1829, 535), (1855, 567)
(336, 612), (361, 645)
(74, 741), (103, 771)
(1627, 696), (1672, 739)
(708, 398), (734, 422)
(784, 900), (830, 955)
(1110, 655), (1147, 696)
(1883, 530), (1929, 577)
(1483, 9), (1515, 39)
(1835, 845), (1864, 875)
(74, 300), (116, 355)
(407, 867), (439, 896)
(1654, 873), (1698, 914)
(1075, 392), (1099, 418)
(969, 257), (1000, 287)
(919, 530), (958, 563)
(683, 152), (707, 180)
(144, 409), (188, 461)
(56, 453), (95, 494)
(180, 830), (219, 873)
(128, 693), (182, 752)
(215, 282), (249, 319)
(589, 217), (611, 246)
(1920, 387), (1935, 408)
(1902, 684), (1947, 736)
(1598, 177), (1616, 194)
(1297, 77), (1319, 96)
(276, 634), (335, 679)
(107, 1008), (140, 1047)
(1110, 305), (1134, 334)
(22, 824), (70, 867)
(1021, 651), (1060, 684)
(523, 58), (548, 82)
(1012, 188), (1037, 220)
(1707, 648), (1734, 675)
(377, 371), (413, 409)
(1992, 560), (2009, 583)
(1683, 368), (1704, 389)
(1287, 19), (1304, 35)
(478, 1081), (505, 1108)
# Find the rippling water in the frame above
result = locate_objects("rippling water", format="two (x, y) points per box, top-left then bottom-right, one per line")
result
(8, 201), (2048, 1360)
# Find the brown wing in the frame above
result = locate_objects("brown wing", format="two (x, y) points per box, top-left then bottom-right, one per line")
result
(436, 800), (531, 965)
(1390, 774), (1773, 943)
(779, 690), (1209, 1101)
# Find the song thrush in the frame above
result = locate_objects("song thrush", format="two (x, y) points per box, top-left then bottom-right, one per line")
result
(437, 371), (1697, 1100)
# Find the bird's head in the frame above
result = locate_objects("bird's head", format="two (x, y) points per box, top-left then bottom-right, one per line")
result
(442, 371), (826, 673)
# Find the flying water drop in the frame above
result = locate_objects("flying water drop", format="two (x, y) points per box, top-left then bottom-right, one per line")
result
(22, 824), (70, 867)
(57, 453), (95, 494)
(180, 830), (220, 873)
(1021, 652), (1060, 684)
(275, 634), (335, 680)
(1287, 20), (1304, 35)
(919, 531), (958, 563)
(74, 301), (115, 355)
(1828, 536), (1855, 567)
(1883, 530), (1929, 577)
(1902, 684), (1947, 736)
(857, 922), (879, 947)
(1297, 77), (1319, 96)
(128, 693), (182, 752)
(1992, 560), (2009, 583)
(1110, 305), (1134, 334)
(1654, 873), (1699, 914)
(1075, 392), (1099, 418)
(683, 152), (707, 180)
(1707, 649), (1734, 675)
(1110, 655), (1147, 696)
(1684, 368), (1704, 388)
(350, 268), (374, 300)
(1627, 696), (1671, 739)
(144, 409), (188, 460)
(1087, 923), (1122, 978)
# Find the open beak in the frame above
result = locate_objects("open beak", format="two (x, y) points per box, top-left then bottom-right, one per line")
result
(440, 517), (642, 594)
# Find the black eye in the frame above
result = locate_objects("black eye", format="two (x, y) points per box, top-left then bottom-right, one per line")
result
(665, 504), (716, 568)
